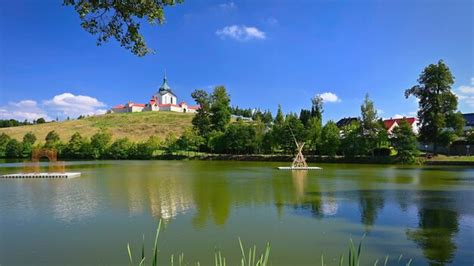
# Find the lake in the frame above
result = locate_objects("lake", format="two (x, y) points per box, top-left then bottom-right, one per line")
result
(0, 160), (473, 265)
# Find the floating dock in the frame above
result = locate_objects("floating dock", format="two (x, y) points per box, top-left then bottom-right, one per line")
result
(1, 172), (81, 179)
(278, 166), (322, 170)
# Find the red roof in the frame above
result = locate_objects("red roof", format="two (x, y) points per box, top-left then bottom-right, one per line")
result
(188, 105), (200, 110)
(113, 104), (125, 109)
(383, 117), (417, 130)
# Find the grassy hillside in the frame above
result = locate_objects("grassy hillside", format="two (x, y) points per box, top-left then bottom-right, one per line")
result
(0, 112), (194, 142)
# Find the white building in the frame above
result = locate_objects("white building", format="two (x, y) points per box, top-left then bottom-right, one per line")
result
(110, 75), (199, 114)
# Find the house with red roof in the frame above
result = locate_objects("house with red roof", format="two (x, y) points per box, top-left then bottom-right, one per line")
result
(110, 74), (199, 114)
(383, 117), (419, 135)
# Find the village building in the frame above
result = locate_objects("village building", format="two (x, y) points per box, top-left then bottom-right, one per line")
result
(383, 117), (419, 135)
(110, 75), (199, 114)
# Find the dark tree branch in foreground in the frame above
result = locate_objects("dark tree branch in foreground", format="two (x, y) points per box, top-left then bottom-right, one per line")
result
(64, 0), (183, 56)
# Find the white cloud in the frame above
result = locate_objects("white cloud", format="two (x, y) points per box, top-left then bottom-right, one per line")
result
(44, 93), (107, 117)
(455, 78), (474, 107)
(0, 100), (52, 121)
(218, 1), (236, 11)
(0, 93), (107, 122)
(216, 25), (266, 41)
(317, 92), (341, 103)
(458, 85), (474, 94)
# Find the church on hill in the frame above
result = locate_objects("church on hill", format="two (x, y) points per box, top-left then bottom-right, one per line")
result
(110, 74), (199, 114)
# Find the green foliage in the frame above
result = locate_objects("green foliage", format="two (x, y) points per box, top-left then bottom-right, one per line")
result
(392, 120), (419, 164)
(321, 121), (340, 157)
(90, 129), (112, 159)
(22, 132), (37, 157)
(64, 0), (183, 56)
(6, 139), (22, 158)
(405, 60), (464, 153)
(280, 114), (306, 154)
(176, 128), (204, 152)
(44, 130), (61, 148)
(220, 122), (258, 154)
(306, 117), (322, 154)
(341, 121), (363, 158)
(210, 86), (231, 132)
(134, 136), (162, 159)
(299, 109), (311, 127)
(162, 133), (179, 155)
(207, 131), (226, 153)
(360, 93), (382, 156)
(36, 117), (46, 124)
(65, 132), (88, 159)
(0, 133), (11, 157)
(191, 89), (212, 137)
(274, 105), (284, 125)
(467, 130), (474, 143)
(107, 138), (135, 159)
(22, 132), (37, 145)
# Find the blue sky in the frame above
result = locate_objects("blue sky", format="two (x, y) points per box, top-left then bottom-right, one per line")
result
(0, 0), (472, 122)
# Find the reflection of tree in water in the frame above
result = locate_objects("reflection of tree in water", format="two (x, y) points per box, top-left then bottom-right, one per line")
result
(358, 190), (385, 230)
(407, 191), (459, 266)
(192, 174), (231, 228)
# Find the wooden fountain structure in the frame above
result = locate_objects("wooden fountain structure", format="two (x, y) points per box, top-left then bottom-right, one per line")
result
(278, 126), (321, 170)
(1, 148), (80, 179)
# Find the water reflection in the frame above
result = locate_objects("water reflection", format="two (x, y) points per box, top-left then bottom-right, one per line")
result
(0, 162), (472, 265)
(407, 191), (461, 266)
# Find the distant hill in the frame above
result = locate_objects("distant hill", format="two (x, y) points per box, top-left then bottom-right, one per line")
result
(0, 112), (194, 142)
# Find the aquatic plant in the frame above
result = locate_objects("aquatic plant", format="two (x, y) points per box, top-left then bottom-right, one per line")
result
(126, 220), (412, 266)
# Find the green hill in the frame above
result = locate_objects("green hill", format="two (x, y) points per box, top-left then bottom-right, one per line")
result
(0, 112), (194, 142)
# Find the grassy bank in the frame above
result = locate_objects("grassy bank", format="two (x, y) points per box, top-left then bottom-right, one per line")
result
(0, 112), (193, 142)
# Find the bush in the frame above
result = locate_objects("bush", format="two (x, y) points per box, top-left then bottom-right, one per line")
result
(6, 139), (22, 158)
(373, 147), (391, 156)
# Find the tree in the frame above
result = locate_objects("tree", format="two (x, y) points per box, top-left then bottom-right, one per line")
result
(22, 132), (37, 157)
(0, 133), (11, 157)
(360, 93), (381, 156)
(191, 89), (212, 138)
(177, 128), (204, 153)
(306, 116), (322, 154)
(280, 114), (306, 154)
(299, 109), (311, 127)
(405, 60), (464, 154)
(210, 86), (231, 132)
(134, 136), (161, 159)
(44, 130), (61, 148)
(274, 105), (284, 125)
(311, 95), (324, 121)
(340, 121), (362, 158)
(64, 0), (183, 56)
(65, 132), (88, 158)
(221, 122), (257, 154)
(36, 117), (46, 124)
(6, 139), (22, 158)
(321, 121), (340, 157)
(392, 120), (419, 164)
(107, 138), (134, 159)
(90, 130), (112, 159)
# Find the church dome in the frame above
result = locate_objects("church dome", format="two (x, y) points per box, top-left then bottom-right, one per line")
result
(158, 75), (172, 94)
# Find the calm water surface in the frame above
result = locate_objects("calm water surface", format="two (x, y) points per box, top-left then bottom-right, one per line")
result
(0, 160), (473, 265)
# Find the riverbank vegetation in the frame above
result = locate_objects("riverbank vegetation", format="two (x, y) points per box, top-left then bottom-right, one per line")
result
(0, 61), (470, 164)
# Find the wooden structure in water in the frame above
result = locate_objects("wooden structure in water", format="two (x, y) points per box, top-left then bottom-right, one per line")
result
(1, 148), (80, 179)
(278, 127), (322, 170)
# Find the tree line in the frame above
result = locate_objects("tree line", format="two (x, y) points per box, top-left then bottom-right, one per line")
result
(0, 60), (469, 163)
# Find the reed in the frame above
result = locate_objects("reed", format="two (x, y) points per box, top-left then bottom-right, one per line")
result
(126, 220), (411, 266)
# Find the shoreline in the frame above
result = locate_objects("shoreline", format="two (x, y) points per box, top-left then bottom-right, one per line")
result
(1, 154), (473, 166)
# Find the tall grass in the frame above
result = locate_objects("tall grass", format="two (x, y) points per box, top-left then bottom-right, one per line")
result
(127, 220), (412, 266)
